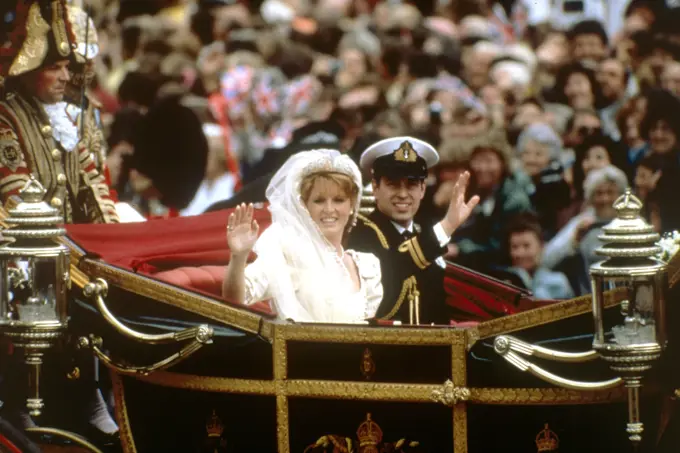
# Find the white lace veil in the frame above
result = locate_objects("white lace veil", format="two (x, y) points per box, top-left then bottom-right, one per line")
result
(253, 149), (363, 322)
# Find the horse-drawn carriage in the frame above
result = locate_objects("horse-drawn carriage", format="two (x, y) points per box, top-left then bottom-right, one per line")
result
(1, 182), (679, 453)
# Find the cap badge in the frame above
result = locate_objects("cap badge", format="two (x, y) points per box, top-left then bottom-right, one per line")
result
(393, 141), (417, 163)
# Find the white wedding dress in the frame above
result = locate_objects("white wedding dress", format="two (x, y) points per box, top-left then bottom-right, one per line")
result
(243, 248), (382, 323)
(237, 149), (383, 324)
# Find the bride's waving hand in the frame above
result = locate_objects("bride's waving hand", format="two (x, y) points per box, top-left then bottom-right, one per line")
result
(226, 203), (259, 257)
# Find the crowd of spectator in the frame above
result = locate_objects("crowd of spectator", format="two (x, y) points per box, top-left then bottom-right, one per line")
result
(46, 0), (680, 299)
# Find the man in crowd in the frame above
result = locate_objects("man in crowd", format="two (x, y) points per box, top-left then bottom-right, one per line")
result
(348, 137), (478, 325)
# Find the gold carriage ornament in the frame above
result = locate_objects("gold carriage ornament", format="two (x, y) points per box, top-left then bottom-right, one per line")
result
(0, 178), (70, 417)
(0, 179), (215, 451)
(494, 189), (673, 446)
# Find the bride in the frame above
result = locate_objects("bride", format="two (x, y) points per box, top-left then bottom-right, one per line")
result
(222, 149), (382, 323)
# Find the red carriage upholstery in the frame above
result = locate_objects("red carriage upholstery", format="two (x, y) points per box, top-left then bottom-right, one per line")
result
(65, 207), (553, 323)
(153, 265), (274, 314)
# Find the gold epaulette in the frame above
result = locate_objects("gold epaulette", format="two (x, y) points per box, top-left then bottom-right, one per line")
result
(357, 213), (388, 249)
(397, 237), (431, 270)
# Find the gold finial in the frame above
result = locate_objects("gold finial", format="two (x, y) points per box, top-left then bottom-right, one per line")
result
(612, 189), (643, 220)
(535, 423), (559, 452)
(596, 187), (661, 260)
(18, 176), (47, 203)
(393, 141), (417, 162)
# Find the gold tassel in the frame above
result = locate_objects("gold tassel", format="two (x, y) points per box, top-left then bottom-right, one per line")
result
(414, 287), (420, 325)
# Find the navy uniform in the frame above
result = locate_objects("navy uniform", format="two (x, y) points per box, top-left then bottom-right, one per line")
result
(347, 137), (449, 325)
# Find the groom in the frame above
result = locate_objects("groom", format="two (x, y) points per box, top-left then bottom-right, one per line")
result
(347, 137), (478, 325)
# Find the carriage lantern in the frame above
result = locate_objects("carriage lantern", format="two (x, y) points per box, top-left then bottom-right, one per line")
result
(0, 178), (70, 417)
(590, 189), (667, 443)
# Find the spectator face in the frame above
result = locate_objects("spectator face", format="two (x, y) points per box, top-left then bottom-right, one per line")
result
(591, 180), (620, 219)
(338, 48), (367, 82)
(513, 102), (543, 129)
(634, 165), (661, 200)
(564, 112), (601, 147)
(564, 72), (595, 109)
(624, 115), (643, 148)
(372, 177), (426, 227)
(597, 59), (626, 103)
(537, 33), (569, 70)
(463, 48), (493, 91)
(572, 33), (607, 63)
(661, 62), (680, 97)
(509, 230), (542, 272)
(520, 139), (552, 178)
(582, 145), (611, 176)
(649, 120), (677, 155)
(470, 149), (503, 191)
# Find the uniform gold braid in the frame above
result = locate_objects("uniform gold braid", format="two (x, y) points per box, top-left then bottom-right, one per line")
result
(9, 3), (50, 76)
(398, 239), (429, 270)
(3, 97), (66, 212)
(78, 103), (106, 171)
(379, 276), (416, 321)
(357, 213), (389, 249)
(51, 0), (70, 57)
(409, 237), (431, 267)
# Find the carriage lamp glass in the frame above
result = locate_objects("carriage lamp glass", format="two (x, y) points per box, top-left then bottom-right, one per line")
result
(589, 189), (667, 444)
(0, 179), (70, 416)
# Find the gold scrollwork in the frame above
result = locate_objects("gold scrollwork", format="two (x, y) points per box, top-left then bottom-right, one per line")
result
(469, 386), (627, 405)
(431, 380), (471, 407)
(360, 348), (376, 380)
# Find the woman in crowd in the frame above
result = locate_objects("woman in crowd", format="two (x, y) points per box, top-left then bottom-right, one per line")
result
(450, 129), (533, 271)
(551, 62), (607, 111)
(222, 149), (382, 323)
(542, 165), (629, 295)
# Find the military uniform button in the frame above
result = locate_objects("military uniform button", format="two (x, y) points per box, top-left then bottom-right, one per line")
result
(41, 125), (52, 137)
(57, 174), (67, 185)
(59, 42), (69, 53)
(50, 197), (62, 208)
(51, 149), (61, 160)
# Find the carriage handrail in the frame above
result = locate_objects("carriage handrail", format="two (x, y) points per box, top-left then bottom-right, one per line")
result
(79, 333), (207, 376)
(494, 334), (600, 363)
(83, 278), (213, 345)
(494, 335), (623, 391)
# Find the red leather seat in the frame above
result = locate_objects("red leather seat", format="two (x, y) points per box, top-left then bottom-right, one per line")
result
(154, 265), (274, 315)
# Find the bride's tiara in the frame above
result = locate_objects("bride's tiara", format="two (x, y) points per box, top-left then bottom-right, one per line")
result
(299, 150), (361, 187)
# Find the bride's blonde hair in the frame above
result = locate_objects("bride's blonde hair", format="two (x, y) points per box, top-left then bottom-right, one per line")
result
(300, 172), (359, 204)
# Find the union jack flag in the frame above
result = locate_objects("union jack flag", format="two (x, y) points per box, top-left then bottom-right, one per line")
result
(489, 4), (517, 45)
(284, 75), (320, 118)
(252, 72), (282, 118)
(220, 65), (254, 117)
